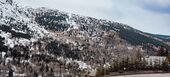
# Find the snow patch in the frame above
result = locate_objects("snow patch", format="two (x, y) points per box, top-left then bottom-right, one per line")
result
(75, 61), (91, 69)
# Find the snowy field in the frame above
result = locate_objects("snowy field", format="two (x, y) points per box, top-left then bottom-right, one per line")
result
(111, 73), (170, 77)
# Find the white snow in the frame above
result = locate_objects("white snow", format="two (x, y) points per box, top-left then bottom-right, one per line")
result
(5, 57), (13, 64)
(11, 28), (26, 34)
(71, 21), (79, 29)
(0, 30), (11, 37)
(88, 69), (96, 76)
(75, 60), (91, 69)
(0, 0), (55, 48)
(66, 14), (80, 30)
(14, 74), (27, 77)
(57, 57), (92, 70)
(1, 52), (6, 59)
(127, 46), (133, 50)
(0, 30), (38, 48)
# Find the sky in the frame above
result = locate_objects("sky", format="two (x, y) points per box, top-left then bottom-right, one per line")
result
(14, 0), (170, 35)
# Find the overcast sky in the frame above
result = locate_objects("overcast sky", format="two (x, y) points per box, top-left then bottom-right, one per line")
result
(14, 0), (170, 35)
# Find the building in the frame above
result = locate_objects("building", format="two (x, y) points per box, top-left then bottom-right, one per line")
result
(143, 56), (166, 66)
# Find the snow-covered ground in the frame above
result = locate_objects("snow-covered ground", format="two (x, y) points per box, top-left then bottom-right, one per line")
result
(112, 73), (170, 77)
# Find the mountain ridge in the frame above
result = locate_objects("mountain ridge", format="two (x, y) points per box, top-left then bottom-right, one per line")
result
(0, 0), (170, 76)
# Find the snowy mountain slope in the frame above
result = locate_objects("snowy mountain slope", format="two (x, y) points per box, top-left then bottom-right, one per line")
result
(34, 7), (170, 52)
(0, 0), (54, 48)
(0, 0), (170, 76)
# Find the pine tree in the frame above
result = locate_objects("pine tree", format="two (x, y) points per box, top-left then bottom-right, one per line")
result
(157, 46), (168, 56)
(162, 59), (168, 71)
(150, 59), (153, 70)
(141, 57), (147, 70)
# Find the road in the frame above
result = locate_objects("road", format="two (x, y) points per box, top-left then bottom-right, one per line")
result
(111, 73), (170, 77)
